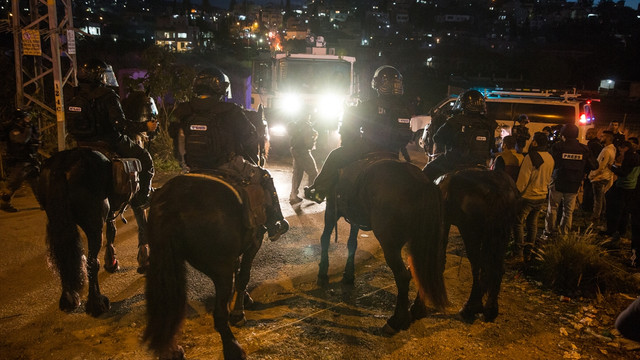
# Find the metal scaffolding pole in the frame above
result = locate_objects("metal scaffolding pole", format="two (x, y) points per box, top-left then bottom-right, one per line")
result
(11, 0), (77, 151)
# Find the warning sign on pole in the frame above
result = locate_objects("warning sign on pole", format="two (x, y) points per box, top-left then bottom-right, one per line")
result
(66, 29), (76, 55)
(21, 29), (42, 56)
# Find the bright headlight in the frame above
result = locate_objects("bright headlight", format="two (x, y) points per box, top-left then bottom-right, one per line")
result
(317, 95), (344, 118)
(269, 124), (288, 137)
(278, 93), (303, 115)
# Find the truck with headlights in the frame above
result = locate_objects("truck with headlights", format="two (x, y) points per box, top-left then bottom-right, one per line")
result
(251, 51), (358, 156)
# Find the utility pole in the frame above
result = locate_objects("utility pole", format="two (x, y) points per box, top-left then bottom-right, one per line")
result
(11, 0), (77, 151)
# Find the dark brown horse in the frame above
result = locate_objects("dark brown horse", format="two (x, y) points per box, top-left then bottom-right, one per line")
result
(142, 174), (266, 360)
(317, 158), (448, 333)
(37, 92), (157, 317)
(438, 168), (519, 322)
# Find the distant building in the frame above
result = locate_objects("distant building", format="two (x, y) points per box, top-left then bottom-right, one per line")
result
(155, 16), (199, 52)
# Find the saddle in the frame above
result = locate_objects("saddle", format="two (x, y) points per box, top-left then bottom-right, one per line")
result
(76, 141), (141, 204)
(336, 152), (398, 231)
(191, 170), (267, 230)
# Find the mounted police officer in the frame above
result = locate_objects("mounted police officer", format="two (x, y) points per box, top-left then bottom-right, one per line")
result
(304, 65), (412, 203)
(172, 67), (289, 241)
(66, 59), (156, 209)
(422, 89), (497, 182)
(1, 108), (40, 212)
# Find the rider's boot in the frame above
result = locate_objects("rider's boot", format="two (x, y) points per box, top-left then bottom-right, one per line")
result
(262, 173), (289, 241)
(303, 186), (325, 204)
(130, 169), (154, 210)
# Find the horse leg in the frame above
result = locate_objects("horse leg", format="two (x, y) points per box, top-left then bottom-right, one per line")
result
(483, 235), (507, 322)
(213, 271), (246, 360)
(103, 217), (120, 273)
(230, 239), (261, 326)
(341, 224), (359, 285)
(382, 245), (412, 334)
(459, 228), (484, 323)
(133, 207), (150, 274)
(85, 228), (110, 317)
(318, 199), (337, 287)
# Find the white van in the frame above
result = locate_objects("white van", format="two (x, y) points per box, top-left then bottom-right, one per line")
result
(421, 88), (596, 154)
(482, 88), (596, 150)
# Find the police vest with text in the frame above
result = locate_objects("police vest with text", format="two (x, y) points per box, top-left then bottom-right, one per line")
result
(183, 112), (235, 169)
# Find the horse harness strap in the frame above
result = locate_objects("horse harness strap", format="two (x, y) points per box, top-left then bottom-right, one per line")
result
(186, 171), (267, 229)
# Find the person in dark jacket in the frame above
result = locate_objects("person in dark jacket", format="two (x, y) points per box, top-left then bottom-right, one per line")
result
(542, 123), (598, 238)
(511, 114), (531, 154)
(582, 127), (603, 212)
(1, 109), (40, 212)
(288, 111), (318, 204)
(422, 89), (497, 182)
(304, 65), (413, 203)
(600, 141), (640, 245)
(172, 67), (289, 241)
(66, 59), (157, 209)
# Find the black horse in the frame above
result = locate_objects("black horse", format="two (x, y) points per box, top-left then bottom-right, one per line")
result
(437, 168), (519, 322)
(317, 158), (448, 333)
(37, 91), (156, 317)
(143, 174), (267, 360)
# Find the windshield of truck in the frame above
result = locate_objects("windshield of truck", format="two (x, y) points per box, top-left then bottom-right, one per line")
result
(278, 59), (351, 94)
(486, 102), (576, 124)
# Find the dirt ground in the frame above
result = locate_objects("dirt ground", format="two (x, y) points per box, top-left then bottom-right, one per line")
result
(1, 155), (640, 360)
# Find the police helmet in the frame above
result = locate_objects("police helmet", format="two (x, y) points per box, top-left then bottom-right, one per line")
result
(193, 67), (231, 98)
(371, 65), (403, 96)
(517, 114), (529, 124)
(458, 89), (486, 114)
(78, 59), (118, 87)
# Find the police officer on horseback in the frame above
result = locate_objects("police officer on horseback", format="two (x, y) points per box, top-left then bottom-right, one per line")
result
(66, 59), (157, 209)
(422, 89), (497, 182)
(172, 67), (289, 241)
(304, 65), (413, 203)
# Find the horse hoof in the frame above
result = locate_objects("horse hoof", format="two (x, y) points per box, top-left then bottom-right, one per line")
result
(104, 259), (120, 273)
(458, 305), (482, 323)
(59, 292), (81, 313)
(410, 302), (428, 321)
(382, 323), (399, 336)
(160, 346), (185, 360)
(223, 339), (247, 360)
(483, 307), (499, 322)
(85, 295), (110, 317)
(137, 245), (150, 274)
(317, 275), (329, 287)
(230, 312), (246, 327)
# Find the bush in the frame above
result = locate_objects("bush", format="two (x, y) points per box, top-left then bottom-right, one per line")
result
(148, 127), (181, 172)
(533, 230), (638, 297)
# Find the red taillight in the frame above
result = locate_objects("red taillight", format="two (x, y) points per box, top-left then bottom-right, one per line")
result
(579, 114), (587, 124)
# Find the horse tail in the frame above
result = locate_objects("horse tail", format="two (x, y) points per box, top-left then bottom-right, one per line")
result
(143, 194), (187, 355)
(44, 156), (86, 294)
(409, 178), (448, 310)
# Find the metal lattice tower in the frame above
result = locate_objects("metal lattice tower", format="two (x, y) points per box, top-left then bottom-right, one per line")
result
(11, 0), (77, 151)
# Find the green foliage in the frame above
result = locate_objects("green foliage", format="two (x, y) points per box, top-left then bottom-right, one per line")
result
(533, 231), (638, 297)
(148, 127), (180, 172)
